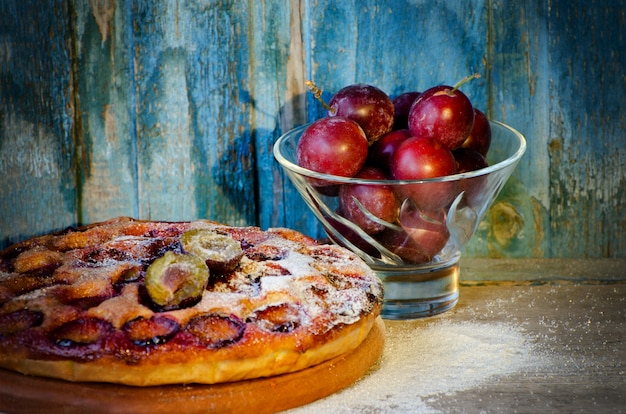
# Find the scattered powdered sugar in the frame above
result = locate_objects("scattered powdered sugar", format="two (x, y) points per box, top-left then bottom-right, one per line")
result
(289, 319), (553, 413)
(276, 249), (315, 279)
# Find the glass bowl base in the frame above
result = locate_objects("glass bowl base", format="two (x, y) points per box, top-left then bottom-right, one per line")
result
(376, 262), (460, 319)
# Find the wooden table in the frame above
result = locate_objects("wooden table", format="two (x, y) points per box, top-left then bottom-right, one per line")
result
(289, 259), (626, 413)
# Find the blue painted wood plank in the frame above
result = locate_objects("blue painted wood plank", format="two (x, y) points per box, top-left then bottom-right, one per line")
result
(304, 1), (490, 109)
(72, 0), (139, 224)
(130, 1), (256, 226)
(468, 1), (626, 259)
(546, 0), (626, 258)
(247, 1), (307, 232)
(0, 0), (77, 246)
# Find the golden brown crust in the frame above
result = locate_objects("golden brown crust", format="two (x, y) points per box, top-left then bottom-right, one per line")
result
(0, 218), (383, 386)
(0, 307), (380, 386)
(0, 318), (386, 414)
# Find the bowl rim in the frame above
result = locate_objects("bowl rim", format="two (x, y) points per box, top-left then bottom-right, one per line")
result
(273, 120), (526, 184)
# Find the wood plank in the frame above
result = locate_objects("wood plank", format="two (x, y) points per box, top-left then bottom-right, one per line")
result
(72, 0), (139, 223)
(546, 0), (626, 258)
(0, 0), (77, 246)
(130, 1), (255, 225)
(304, 0), (489, 105)
(473, 1), (626, 259)
(250, 0), (307, 232)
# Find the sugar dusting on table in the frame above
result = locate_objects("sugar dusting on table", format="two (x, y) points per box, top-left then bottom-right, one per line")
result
(288, 316), (553, 413)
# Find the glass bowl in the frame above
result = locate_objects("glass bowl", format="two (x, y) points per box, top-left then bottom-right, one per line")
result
(273, 121), (526, 319)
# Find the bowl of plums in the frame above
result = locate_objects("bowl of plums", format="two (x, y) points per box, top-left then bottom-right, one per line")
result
(273, 76), (526, 319)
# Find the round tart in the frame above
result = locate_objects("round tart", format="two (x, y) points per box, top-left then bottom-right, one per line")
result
(0, 217), (383, 386)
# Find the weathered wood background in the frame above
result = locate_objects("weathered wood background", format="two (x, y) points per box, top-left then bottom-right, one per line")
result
(1, 0), (624, 259)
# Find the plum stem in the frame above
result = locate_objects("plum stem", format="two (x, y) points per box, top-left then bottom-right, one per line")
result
(451, 73), (481, 93)
(305, 80), (334, 113)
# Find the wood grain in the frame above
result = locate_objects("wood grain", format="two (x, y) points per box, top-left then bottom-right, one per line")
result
(289, 283), (626, 413)
(421, 284), (626, 413)
(0, 0), (77, 246)
(0, 0), (624, 259)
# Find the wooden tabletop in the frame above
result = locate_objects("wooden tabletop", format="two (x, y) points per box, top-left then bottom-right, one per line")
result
(289, 259), (626, 413)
